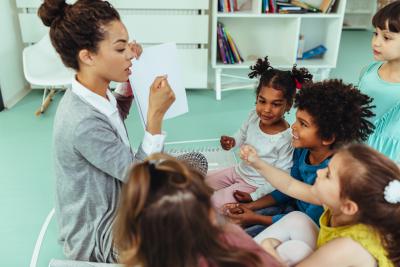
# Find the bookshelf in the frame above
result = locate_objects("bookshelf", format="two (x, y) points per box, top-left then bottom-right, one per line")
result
(343, 0), (377, 30)
(211, 0), (347, 100)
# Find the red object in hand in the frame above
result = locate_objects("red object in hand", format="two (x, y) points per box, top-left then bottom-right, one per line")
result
(220, 136), (236, 150)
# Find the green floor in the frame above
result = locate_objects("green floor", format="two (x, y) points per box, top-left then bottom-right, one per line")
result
(0, 30), (373, 267)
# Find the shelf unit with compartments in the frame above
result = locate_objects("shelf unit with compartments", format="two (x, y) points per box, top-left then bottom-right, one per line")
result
(211, 0), (347, 100)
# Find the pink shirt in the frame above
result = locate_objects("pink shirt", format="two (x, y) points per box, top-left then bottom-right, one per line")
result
(198, 223), (281, 267)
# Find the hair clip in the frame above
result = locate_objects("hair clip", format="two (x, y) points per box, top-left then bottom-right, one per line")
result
(294, 78), (302, 90)
(384, 180), (400, 204)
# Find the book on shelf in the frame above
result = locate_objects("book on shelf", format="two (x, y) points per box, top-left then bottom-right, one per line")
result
(218, 0), (244, 12)
(301, 0), (336, 13)
(217, 22), (243, 64)
(290, 0), (321, 12)
(262, 0), (322, 14)
(319, 0), (336, 13)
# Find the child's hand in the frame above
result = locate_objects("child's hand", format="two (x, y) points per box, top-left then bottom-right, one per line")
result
(223, 203), (258, 226)
(240, 144), (259, 164)
(220, 136), (235, 150)
(233, 190), (252, 203)
(129, 41), (143, 59)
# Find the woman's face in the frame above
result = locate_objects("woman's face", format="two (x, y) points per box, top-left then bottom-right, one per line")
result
(91, 20), (134, 83)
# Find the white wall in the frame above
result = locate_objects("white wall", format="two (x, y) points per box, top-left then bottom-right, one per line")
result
(0, 0), (29, 108)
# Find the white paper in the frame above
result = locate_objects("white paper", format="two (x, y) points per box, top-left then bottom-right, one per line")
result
(129, 43), (188, 128)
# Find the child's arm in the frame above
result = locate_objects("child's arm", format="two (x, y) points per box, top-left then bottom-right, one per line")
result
(223, 204), (274, 226)
(296, 238), (376, 267)
(231, 110), (255, 149)
(241, 145), (321, 206)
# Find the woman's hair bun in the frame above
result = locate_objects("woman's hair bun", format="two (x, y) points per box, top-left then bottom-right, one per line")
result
(38, 0), (68, 27)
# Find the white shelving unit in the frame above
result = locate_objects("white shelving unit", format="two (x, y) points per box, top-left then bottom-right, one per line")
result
(16, 0), (209, 89)
(211, 0), (347, 100)
(343, 0), (377, 30)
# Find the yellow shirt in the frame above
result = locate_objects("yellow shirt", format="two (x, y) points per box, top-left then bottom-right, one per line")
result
(317, 209), (393, 267)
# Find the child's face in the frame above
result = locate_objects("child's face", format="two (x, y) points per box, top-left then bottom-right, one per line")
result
(89, 20), (134, 83)
(291, 109), (323, 149)
(313, 153), (342, 210)
(372, 26), (400, 61)
(256, 86), (290, 127)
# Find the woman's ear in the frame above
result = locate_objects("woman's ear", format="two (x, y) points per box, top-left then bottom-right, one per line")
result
(340, 198), (359, 216)
(78, 49), (95, 66)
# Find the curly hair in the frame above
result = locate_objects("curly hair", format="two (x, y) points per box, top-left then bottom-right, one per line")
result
(294, 80), (375, 148)
(38, 0), (120, 70)
(249, 56), (313, 105)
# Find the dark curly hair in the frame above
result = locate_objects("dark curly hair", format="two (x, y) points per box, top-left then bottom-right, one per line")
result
(249, 56), (313, 105)
(38, 0), (120, 71)
(294, 80), (375, 148)
(372, 0), (400, 33)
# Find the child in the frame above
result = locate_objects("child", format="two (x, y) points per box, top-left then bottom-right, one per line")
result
(359, 1), (400, 162)
(206, 57), (313, 209)
(243, 144), (400, 267)
(224, 80), (375, 237)
(113, 153), (281, 267)
(358, 0), (400, 122)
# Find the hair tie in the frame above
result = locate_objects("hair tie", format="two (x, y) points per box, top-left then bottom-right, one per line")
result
(384, 180), (400, 204)
(294, 78), (302, 90)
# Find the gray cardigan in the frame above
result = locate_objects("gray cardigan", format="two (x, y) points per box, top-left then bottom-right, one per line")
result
(53, 89), (146, 262)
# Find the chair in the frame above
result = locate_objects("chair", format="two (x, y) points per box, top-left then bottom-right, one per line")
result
(22, 33), (75, 115)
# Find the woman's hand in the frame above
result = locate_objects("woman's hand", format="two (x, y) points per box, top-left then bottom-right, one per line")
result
(146, 75), (175, 134)
(129, 41), (143, 59)
(220, 136), (236, 150)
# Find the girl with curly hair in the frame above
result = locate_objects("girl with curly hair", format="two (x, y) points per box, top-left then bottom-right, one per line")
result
(206, 56), (312, 209)
(242, 144), (400, 267)
(224, 80), (375, 237)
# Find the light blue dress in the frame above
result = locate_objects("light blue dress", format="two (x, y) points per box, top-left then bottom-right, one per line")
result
(358, 61), (400, 121)
(358, 61), (400, 162)
(367, 102), (400, 163)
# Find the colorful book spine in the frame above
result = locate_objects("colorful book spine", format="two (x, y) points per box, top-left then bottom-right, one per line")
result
(217, 26), (228, 64)
(226, 32), (242, 63)
(216, 22), (242, 64)
(220, 24), (236, 63)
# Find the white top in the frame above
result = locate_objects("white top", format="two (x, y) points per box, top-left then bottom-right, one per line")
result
(71, 78), (165, 155)
(233, 110), (294, 200)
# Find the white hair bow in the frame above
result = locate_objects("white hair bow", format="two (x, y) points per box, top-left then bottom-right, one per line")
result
(384, 180), (400, 204)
